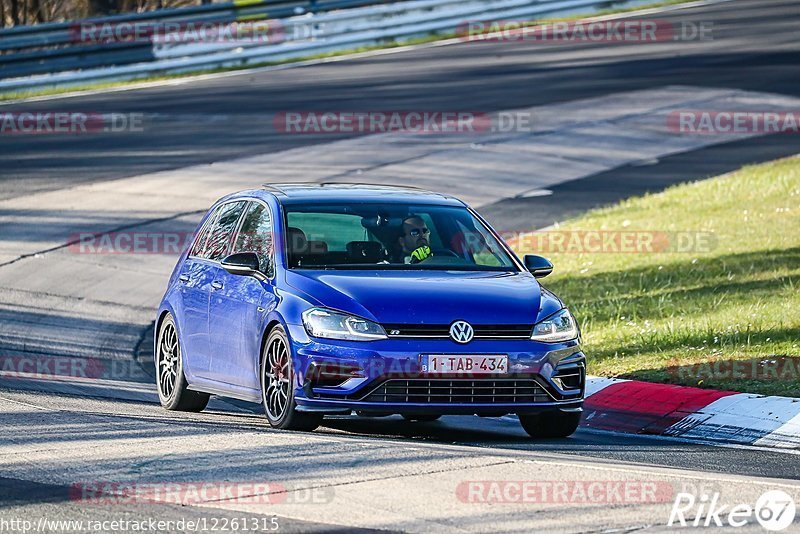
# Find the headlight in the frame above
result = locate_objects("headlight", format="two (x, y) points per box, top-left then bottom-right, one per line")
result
(531, 309), (579, 343)
(302, 308), (387, 341)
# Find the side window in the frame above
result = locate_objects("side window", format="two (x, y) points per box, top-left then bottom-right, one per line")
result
(206, 201), (246, 261)
(233, 202), (274, 276)
(190, 208), (220, 258)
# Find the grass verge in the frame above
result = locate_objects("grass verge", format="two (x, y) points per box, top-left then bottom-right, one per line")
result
(1, 0), (700, 102)
(513, 156), (800, 397)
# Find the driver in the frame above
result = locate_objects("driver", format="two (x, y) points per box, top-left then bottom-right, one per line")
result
(398, 215), (433, 263)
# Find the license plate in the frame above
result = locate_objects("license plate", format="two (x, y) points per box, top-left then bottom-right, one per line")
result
(420, 355), (508, 375)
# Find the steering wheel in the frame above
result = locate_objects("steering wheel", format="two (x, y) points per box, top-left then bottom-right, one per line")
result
(417, 248), (461, 264)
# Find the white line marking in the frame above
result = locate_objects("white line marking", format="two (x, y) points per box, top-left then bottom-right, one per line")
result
(0, 392), (55, 411)
(580, 426), (800, 457)
(585, 375), (628, 397)
(754, 407), (800, 448)
(525, 453), (800, 486)
(581, 0), (735, 22)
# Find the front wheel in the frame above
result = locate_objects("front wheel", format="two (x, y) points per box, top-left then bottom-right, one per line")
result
(519, 411), (581, 438)
(261, 326), (322, 431)
(156, 314), (210, 412)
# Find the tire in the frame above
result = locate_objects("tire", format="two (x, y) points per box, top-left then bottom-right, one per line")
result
(402, 414), (441, 422)
(261, 325), (323, 431)
(519, 411), (581, 438)
(156, 314), (210, 412)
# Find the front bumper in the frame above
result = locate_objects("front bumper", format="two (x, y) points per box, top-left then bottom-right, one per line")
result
(286, 324), (585, 416)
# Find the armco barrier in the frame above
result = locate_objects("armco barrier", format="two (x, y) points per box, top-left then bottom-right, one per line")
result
(0, 0), (397, 78)
(0, 0), (653, 93)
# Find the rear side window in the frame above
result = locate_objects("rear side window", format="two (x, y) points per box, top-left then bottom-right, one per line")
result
(190, 208), (219, 258)
(205, 201), (246, 261)
(234, 202), (274, 276)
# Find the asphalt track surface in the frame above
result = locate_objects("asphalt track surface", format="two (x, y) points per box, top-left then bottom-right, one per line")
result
(1, 0), (799, 201)
(2, 0), (800, 530)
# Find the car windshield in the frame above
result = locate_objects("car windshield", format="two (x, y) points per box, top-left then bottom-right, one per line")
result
(283, 203), (518, 271)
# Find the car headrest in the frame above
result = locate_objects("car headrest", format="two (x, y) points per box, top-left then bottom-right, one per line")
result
(286, 227), (308, 254)
(306, 240), (328, 255)
(346, 241), (385, 262)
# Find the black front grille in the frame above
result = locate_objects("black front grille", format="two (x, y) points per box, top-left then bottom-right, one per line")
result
(361, 378), (553, 404)
(384, 324), (532, 339)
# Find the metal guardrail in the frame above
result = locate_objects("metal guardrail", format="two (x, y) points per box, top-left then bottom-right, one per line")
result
(0, 1), (296, 52)
(0, 0), (397, 78)
(0, 0), (644, 93)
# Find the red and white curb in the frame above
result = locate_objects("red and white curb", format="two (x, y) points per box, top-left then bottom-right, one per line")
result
(583, 377), (800, 449)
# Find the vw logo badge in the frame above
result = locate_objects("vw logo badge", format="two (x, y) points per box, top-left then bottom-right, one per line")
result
(450, 321), (474, 344)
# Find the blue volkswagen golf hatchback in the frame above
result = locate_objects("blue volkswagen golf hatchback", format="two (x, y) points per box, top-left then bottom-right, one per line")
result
(156, 184), (585, 437)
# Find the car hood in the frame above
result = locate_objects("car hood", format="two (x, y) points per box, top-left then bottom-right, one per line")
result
(286, 270), (551, 325)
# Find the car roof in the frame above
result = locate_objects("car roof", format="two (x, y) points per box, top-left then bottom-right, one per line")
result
(257, 183), (466, 206)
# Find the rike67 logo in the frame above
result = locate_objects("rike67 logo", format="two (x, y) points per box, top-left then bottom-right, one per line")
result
(668, 490), (796, 531)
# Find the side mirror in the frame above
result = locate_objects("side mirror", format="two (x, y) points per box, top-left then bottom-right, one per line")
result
(524, 254), (553, 278)
(221, 252), (267, 281)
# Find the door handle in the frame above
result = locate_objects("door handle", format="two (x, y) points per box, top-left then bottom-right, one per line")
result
(211, 280), (224, 290)
(179, 274), (190, 283)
